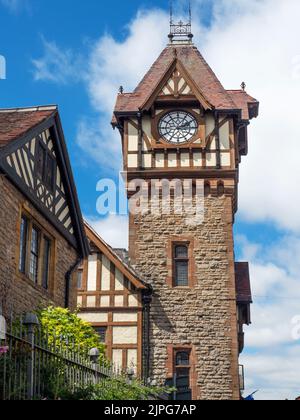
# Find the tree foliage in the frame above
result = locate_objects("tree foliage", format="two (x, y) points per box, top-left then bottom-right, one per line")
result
(38, 307), (105, 360)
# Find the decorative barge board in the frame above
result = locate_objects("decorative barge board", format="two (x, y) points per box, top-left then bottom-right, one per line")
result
(0, 106), (88, 314)
(77, 222), (151, 377)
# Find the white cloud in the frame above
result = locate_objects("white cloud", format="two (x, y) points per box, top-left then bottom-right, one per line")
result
(241, 347), (300, 400)
(238, 234), (300, 399)
(85, 214), (129, 249)
(32, 38), (84, 84)
(200, 0), (300, 232)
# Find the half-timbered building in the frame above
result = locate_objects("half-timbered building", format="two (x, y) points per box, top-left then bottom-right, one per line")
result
(77, 222), (151, 376)
(0, 106), (89, 315)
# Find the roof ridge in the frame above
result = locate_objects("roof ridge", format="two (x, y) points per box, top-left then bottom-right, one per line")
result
(0, 105), (57, 113)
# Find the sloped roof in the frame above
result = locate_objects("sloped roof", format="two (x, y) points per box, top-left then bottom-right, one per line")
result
(0, 106), (56, 149)
(84, 221), (149, 291)
(227, 90), (259, 120)
(113, 44), (259, 123)
(235, 262), (252, 304)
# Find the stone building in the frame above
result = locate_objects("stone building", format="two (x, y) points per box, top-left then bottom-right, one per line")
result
(79, 22), (258, 399)
(0, 106), (88, 315)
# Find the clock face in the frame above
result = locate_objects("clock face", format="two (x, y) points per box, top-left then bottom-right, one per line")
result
(158, 111), (198, 144)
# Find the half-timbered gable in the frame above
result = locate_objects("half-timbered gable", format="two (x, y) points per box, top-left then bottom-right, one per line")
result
(113, 46), (259, 179)
(77, 222), (150, 376)
(0, 106), (88, 315)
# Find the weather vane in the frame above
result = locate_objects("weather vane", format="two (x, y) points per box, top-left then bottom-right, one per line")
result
(168, 0), (194, 44)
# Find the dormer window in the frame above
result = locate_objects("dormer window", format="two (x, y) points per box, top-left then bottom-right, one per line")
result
(36, 140), (56, 191)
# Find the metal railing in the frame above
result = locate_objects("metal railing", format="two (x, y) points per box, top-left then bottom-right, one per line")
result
(0, 309), (113, 400)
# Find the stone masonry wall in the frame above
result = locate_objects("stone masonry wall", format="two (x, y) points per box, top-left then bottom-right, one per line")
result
(0, 174), (79, 316)
(129, 192), (240, 400)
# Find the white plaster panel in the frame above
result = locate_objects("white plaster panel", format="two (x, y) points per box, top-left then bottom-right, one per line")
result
(206, 153), (217, 167)
(128, 295), (139, 308)
(221, 152), (231, 167)
(127, 350), (138, 374)
(193, 153), (202, 167)
(112, 349), (123, 371)
(115, 269), (124, 291)
(181, 153), (190, 167)
(100, 296), (110, 307)
(113, 327), (138, 345)
(127, 154), (138, 168)
(87, 254), (98, 291)
(219, 120), (230, 150)
(113, 313), (138, 323)
(114, 295), (124, 307)
(155, 153), (165, 168)
(101, 255), (111, 291)
(142, 154), (152, 168)
(168, 153), (177, 168)
(78, 313), (109, 323)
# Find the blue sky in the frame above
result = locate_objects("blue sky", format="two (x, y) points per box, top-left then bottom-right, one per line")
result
(1, 0), (300, 400)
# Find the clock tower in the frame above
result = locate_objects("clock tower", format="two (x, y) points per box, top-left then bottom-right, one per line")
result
(112, 17), (259, 400)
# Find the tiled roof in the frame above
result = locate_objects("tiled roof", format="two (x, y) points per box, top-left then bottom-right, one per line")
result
(113, 45), (259, 122)
(227, 90), (259, 120)
(0, 106), (56, 149)
(235, 262), (252, 303)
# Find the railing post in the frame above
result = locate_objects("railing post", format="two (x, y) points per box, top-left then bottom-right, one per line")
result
(89, 348), (100, 385)
(23, 313), (39, 400)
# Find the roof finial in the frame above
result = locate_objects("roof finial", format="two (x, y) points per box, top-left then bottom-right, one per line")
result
(189, 0), (192, 24)
(241, 82), (246, 91)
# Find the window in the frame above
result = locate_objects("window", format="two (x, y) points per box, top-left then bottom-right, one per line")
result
(77, 270), (83, 289)
(94, 327), (107, 343)
(18, 213), (53, 290)
(36, 141), (56, 191)
(19, 216), (28, 273)
(174, 350), (192, 400)
(174, 244), (189, 287)
(29, 227), (39, 283)
(42, 237), (51, 290)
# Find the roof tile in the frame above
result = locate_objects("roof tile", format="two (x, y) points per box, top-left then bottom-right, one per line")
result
(0, 107), (55, 149)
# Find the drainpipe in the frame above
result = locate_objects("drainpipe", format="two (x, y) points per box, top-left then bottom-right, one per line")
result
(65, 256), (82, 309)
(142, 286), (153, 383)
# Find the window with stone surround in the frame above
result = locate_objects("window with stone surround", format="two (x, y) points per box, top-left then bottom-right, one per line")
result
(173, 244), (189, 287)
(174, 349), (192, 400)
(18, 212), (54, 291)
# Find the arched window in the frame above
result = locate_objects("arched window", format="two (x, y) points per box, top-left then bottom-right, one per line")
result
(173, 244), (189, 287)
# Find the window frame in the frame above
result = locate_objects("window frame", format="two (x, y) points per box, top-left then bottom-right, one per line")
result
(18, 210), (55, 293)
(173, 243), (190, 288)
(29, 225), (40, 284)
(19, 215), (28, 274)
